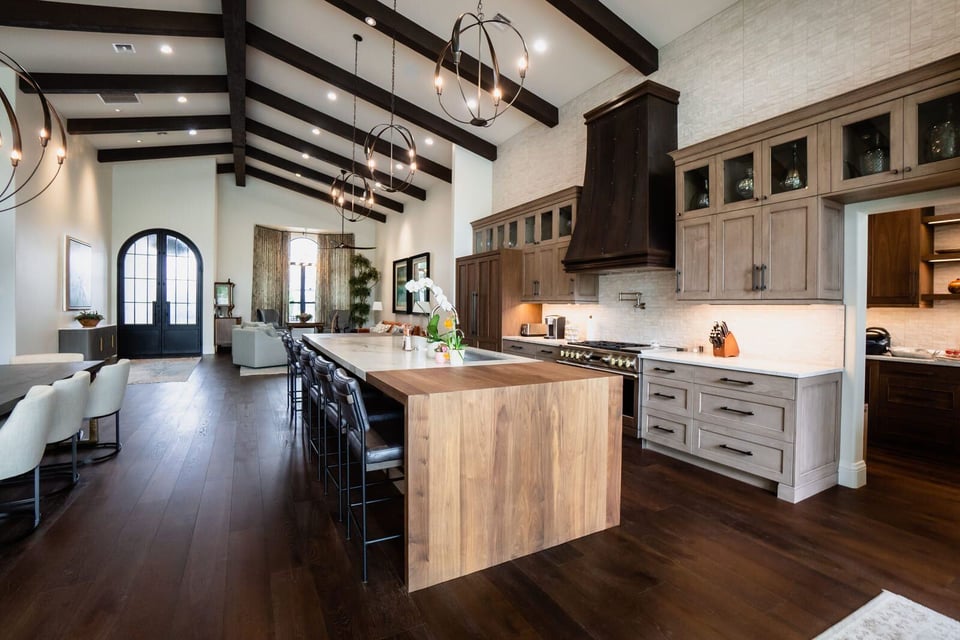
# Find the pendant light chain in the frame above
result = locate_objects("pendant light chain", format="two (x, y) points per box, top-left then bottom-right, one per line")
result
(331, 34), (374, 222)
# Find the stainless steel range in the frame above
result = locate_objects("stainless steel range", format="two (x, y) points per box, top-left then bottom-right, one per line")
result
(558, 340), (676, 436)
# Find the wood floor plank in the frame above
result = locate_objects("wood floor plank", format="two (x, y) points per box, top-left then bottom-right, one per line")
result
(0, 355), (957, 639)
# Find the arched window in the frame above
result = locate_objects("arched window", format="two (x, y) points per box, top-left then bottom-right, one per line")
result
(288, 235), (318, 321)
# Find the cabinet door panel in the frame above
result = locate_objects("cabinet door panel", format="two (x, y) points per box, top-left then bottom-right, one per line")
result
(676, 217), (715, 299)
(761, 199), (815, 299)
(830, 99), (904, 191)
(717, 209), (761, 300)
(521, 248), (538, 299)
(866, 208), (931, 307)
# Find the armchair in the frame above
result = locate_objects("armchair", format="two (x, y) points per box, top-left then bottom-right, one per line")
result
(232, 325), (287, 368)
(256, 308), (282, 328)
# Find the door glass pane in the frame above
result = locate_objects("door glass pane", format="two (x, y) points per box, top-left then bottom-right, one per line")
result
(524, 215), (536, 244)
(475, 230), (483, 253)
(165, 236), (197, 326)
(496, 224), (505, 249)
(122, 233), (157, 326)
(918, 91), (960, 166)
(508, 221), (517, 248)
(769, 138), (808, 194)
(558, 205), (573, 237)
(723, 152), (755, 203)
(540, 210), (553, 242)
(842, 113), (891, 178)
(683, 165), (710, 211)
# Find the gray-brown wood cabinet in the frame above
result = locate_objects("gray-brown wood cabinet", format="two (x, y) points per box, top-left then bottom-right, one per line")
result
(641, 358), (842, 503)
(59, 324), (118, 361)
(677, 197), (843, 302)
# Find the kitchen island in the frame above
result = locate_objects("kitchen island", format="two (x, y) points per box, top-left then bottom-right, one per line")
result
(302, 334), (623, 591)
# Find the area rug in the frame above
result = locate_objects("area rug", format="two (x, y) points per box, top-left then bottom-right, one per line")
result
(128, 357), (200, 384)
(239, 365), (286, 377)
(815, 590), (960, 639)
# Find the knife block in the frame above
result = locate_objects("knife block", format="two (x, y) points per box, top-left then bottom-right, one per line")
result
(712, 332), (740, 357)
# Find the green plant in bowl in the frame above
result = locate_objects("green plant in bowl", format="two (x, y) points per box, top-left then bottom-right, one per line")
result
(75, 310), (104, 327)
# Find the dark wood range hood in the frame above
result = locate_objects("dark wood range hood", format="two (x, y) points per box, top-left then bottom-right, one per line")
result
(563, 80), (679, 272)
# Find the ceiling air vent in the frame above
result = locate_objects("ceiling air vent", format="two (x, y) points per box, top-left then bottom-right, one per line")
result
(112, 43), (136, 53)
(98, 92), (141, 105)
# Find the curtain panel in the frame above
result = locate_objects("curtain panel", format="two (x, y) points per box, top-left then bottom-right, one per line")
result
(316, 234), (354, 328)
(251, 225), (289, 321)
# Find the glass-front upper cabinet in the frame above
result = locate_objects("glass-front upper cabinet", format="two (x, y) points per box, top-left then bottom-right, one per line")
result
(474, 227), (494, 253)
(830, 99), (904, 191)
(905, 80), (960, 178)
(761, 125), (819, 204)
(675, 157), (716, 219)
(717, 143), (762, 212)
(558, 203), (574, 238)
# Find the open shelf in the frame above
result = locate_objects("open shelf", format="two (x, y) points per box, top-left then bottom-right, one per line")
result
(924, 252), (960, 263)
(923, 212), (960, 226)
(921, 294), (960, 301)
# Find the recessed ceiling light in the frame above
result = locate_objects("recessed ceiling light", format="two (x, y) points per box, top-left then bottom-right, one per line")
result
(295, 172), (302, 178)
(327, 91), (337, 101)
(188, 129), (197, 136)
(136, 139), (142, 143)
(114, 108), (121, 112)
(112, 43), (136, 54)
(302, 153), (310, 159)
(396, 163), (404, 170)
(311, 127), (321, 135)
(160, 44), (173, 55)
(177, 95), (187, 103)
(533, 39), (548, 53)
(424, 137), (434, 146)
(364, 16), (377, 27)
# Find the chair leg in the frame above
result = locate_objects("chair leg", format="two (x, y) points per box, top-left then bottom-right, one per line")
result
(360, 457), (368, 582)
(33, 467), (40, 529)
(71, 433), (79, 484)
(344, 436), (351, 538)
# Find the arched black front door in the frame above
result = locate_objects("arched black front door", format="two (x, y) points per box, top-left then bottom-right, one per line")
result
(117, 229), (202, 358)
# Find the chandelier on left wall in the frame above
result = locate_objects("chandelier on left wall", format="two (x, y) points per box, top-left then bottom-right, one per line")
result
(0, 51), (67, 213)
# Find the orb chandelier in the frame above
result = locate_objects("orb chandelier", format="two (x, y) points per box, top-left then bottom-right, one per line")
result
(364, 0), (417, 193)
(0, 51), (67, 213)
(330, 34), (374, 222)
(434, 1), (528, 128)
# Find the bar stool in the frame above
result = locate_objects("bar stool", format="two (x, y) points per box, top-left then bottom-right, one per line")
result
(299, 349), (320, 455)
(286, 336), (304, 419)
(331, 367), (404, 582)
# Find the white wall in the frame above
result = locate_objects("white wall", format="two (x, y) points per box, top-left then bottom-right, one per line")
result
(375, 181), (454, 327)
(3, 72), (111, 360)
(112, 158), (217, 353)
(451, 146), (493, 263)
(216, 173), (377, 323)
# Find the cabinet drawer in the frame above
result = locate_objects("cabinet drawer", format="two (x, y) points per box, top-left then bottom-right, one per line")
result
(696, 389), (794, 441)
(642, 360), (696, 381)
(694, 367), (795, 400)
(502, 340), (558, 361)
(645, 379), (693, 416)
(695, 425), (790, 482)
(642, 409), (690, 452)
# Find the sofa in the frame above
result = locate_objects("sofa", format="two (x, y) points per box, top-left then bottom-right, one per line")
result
(232, 322), (287, 368)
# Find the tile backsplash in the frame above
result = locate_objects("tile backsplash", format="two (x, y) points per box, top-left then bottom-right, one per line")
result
(542, 271), (845, 366)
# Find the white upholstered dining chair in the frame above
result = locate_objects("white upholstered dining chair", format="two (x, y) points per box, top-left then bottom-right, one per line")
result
(47, 371), (91, 483)
(82, 359), (130, 463)
(0, 386), (56, 529)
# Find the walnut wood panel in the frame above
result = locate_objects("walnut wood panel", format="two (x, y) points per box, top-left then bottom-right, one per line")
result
(867, 208), (933, 307)
(368, 364), (622, 591)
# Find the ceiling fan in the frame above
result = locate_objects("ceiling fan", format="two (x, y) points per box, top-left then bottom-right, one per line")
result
(325, 207), (375, 251)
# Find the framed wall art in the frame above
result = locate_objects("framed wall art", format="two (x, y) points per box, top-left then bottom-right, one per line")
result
(65, 236), (93, 310)
(392, 257), (409, 313)
(409, 252), (431, 314)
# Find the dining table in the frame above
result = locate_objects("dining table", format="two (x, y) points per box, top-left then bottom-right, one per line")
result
(0, 360), (104, 417)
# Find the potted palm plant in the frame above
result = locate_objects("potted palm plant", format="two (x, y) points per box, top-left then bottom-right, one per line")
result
(349, 254), (379, 329)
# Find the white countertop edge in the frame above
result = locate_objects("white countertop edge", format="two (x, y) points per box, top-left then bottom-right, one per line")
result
(501, 335), (567, 346)
(866, 354), (960, 367)
(641, 351), (843, 378)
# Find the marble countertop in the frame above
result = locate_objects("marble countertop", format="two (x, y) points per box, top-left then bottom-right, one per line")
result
(302, 333), (534, 380)
(641, 351), (843, 378)
(502, 335), (568, 346)
(866, 354), (960, 368)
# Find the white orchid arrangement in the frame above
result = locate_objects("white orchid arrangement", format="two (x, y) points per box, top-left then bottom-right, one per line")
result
(405, 277), (464, 351)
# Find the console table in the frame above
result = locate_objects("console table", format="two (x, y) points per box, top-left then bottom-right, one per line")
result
(214, 316), (241, 351)
(59, 324), (117, 361)
(287, 321), (324, 337)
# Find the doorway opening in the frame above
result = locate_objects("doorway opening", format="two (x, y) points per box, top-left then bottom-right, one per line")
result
(117, 229), (202, 358)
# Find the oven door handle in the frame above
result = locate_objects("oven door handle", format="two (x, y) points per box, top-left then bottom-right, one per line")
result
(558, 360), (640, 379)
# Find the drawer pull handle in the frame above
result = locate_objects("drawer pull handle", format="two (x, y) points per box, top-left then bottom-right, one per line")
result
(719, 377), (754, 386)
(539, 349), (554, 354)
(719, 406), (754, 416)
(719, 443), (753, 456)
(509, 345), (523, 350)
(653, 367), (676, 373)
(652, 425), (676, 434)
(653, 392), (676, 399)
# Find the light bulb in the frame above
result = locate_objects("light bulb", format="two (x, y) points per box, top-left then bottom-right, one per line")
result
(56, 147), (66, 163)
(39, 127), (49, 140)
(409, 161), (417, 171)
(367, 158), (376, 169)
(434, 75), (443, 94)
(407, 148), (416, 158)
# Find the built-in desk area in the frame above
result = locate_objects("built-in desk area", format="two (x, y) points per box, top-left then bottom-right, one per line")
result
(303, 334), (623, 591)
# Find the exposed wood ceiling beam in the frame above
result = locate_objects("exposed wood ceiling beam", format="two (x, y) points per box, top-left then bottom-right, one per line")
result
(247, 24), (497, 161)
(68, 114), (230, 135)
(0, 0), (222, 37)
(247, 146), (404, 214)
(98, 142), (232, 163)
(247, 119), (427, 201)
(543, 0), (658, 75)
(247, 82), (452, 183)
(21, 74), (228, 94)
(323, 0), (558, 128)
(219, 164), (386, 223)
(221, 0), (247, 186)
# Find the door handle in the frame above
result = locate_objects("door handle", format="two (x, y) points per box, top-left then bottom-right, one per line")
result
(760, 264), (767, 291)
(752, 265), (760, 291)
(569, 277), (575, 295)
(718, 406), (755, 416)
(470, 292), (478, 336)
(651, 425), (676, 434)
(653, 392), (676, 400)
(675, 270), (681, 293)
(719, 443), (754, 456)
(718, 377), (754, 386)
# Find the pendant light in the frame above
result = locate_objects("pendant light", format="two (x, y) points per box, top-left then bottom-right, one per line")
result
(364, 0), (417, 193)
(330, 34), (375, 223)
(434, 1), (528, 128)
(0, 51), (68, 213)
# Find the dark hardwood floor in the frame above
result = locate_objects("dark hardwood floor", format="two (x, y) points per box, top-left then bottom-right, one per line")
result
(0, 354), (958, 639)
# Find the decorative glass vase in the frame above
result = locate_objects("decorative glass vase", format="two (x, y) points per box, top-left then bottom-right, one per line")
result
(781, 143), (803, 190)
(927, 103), (958, 162)
(736, 168), (754, 199)
(859, 131), (888, 176)
(691, 178), (710, 209)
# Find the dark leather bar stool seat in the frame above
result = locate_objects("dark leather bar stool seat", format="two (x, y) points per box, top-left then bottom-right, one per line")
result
(299, 349), (320, 455)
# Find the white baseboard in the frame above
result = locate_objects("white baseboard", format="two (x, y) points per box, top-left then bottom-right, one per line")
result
(838, 459), (867, 488)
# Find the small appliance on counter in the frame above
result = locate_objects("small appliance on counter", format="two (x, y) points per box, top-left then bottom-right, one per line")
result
(545, 315), (566, 339)
(865, 327), (891, 355)
(520, 322), (547, 337)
